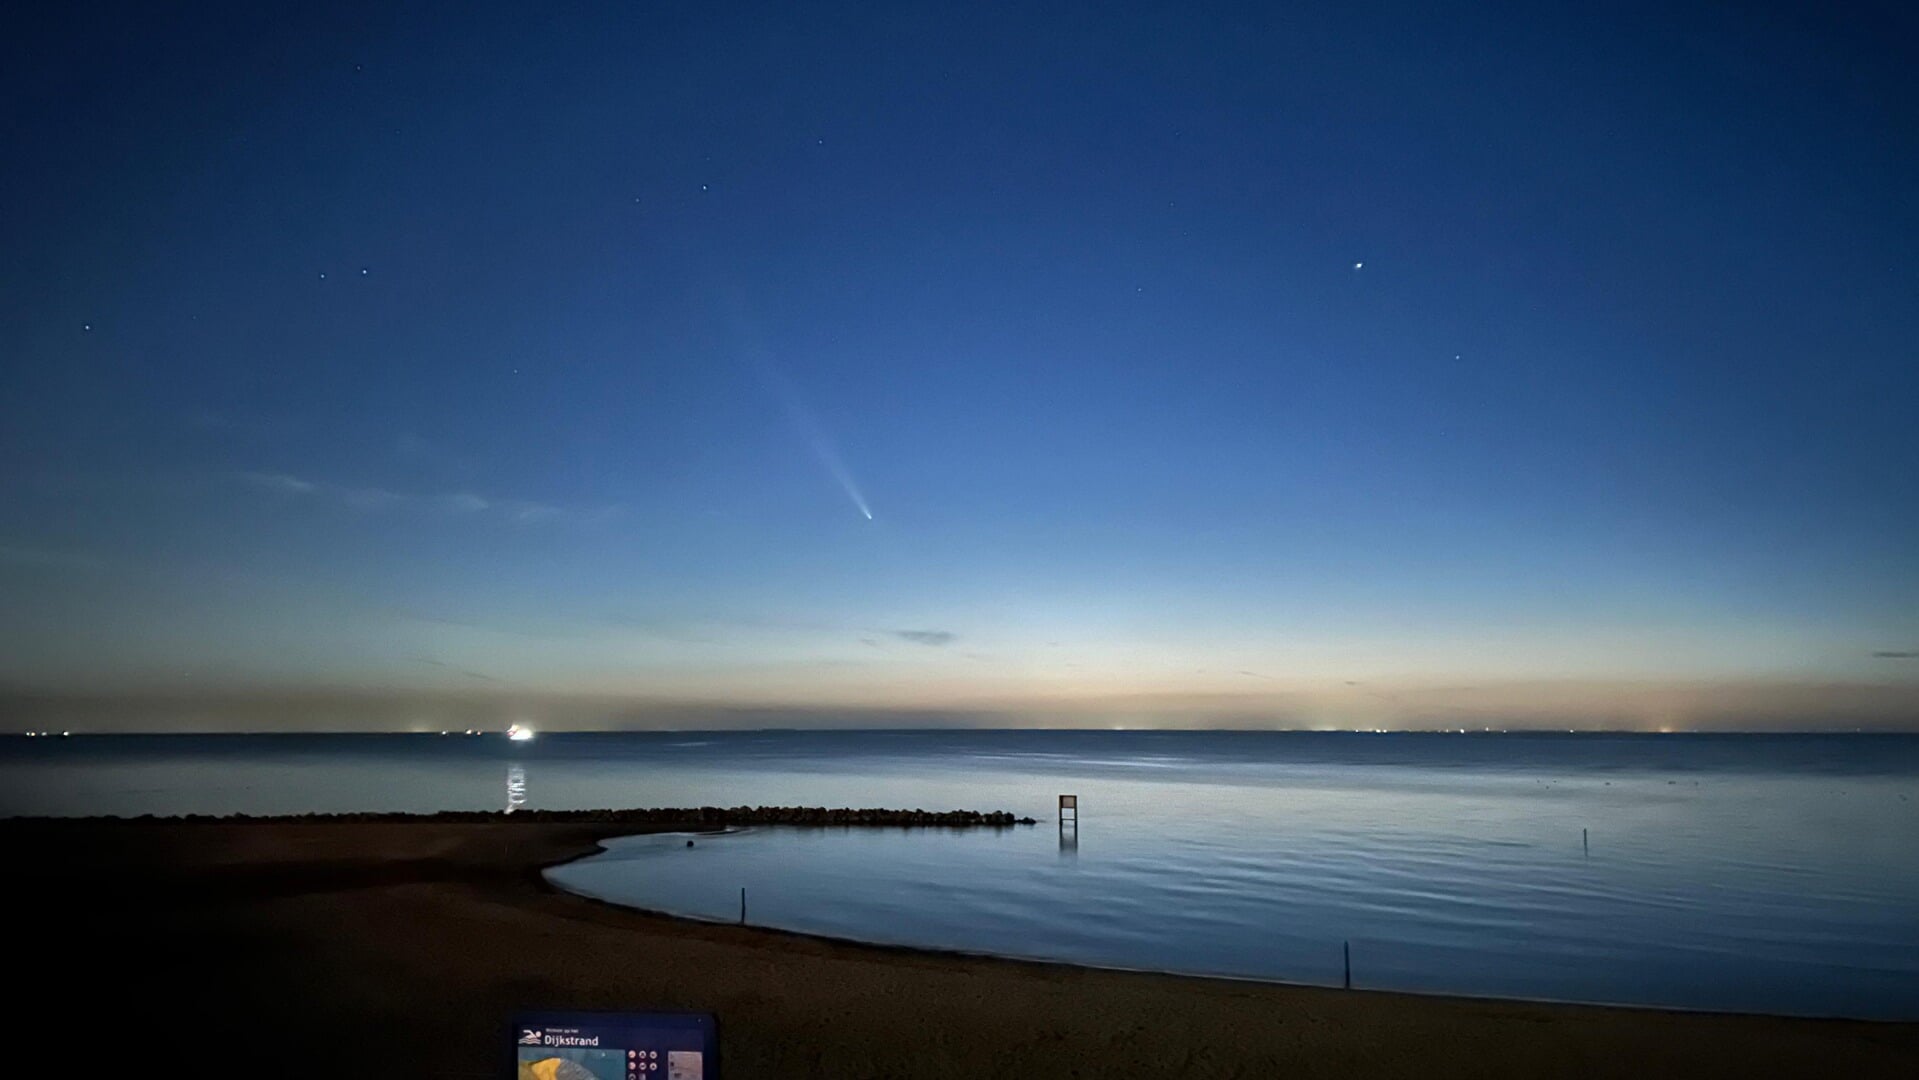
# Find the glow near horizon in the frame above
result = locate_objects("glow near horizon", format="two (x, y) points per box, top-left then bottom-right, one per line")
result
(2, 3), (1916, 729)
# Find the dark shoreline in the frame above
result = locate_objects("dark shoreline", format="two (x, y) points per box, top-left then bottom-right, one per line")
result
(13, 815), (1915, 1077)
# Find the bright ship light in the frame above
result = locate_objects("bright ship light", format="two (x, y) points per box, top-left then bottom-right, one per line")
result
(506, 723), (536, 742)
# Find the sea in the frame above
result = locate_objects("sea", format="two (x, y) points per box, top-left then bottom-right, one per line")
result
(5, 729), (1916, 1020)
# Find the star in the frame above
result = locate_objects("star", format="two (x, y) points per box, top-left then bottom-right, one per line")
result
(1353, 261), (1364, 270)
(82, 323), (92, 331)
(318, 271), (327, 280)
(360, 267), (369, 275)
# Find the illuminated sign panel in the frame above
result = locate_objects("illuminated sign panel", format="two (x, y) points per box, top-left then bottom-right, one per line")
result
(514, 1011), (716, 1080)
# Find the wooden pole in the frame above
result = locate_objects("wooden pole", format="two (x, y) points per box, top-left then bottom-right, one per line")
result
(1343, 940), (1351, 989)
(1583, 827), (1589, 855)
(740, 887), (747, 925)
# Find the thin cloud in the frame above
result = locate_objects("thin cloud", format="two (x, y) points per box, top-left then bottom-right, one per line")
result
(408, 656), (499, 682)
(894, 629), (957, 647)
(1873, 650), (1919, 659)
(501, 500), (563, 523)
(234, 471), (603, 525)
(0, 544), (105, 571)
(436, 492), (492, 513)
(240, 471), (316, 494)
(340, 486), (405, 510)
(395, 432), (467, 475)
(188, 409), (290, 439)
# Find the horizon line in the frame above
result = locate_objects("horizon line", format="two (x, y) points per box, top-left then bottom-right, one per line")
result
(14, 726), (1919, 736)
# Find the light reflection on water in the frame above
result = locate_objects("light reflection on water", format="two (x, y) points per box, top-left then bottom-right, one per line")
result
(505, 764), (527, 813)
(5, 731), (1917, 1018)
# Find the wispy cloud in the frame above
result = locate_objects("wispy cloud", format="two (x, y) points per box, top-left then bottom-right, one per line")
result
(1874, 650), (1919, 660)
(436, 492), (490, 513)
(235, 471), (611, 524)
(188, 409), (291, 439)
(894, 629), (957, 647)
(240, 472), (317, 494)
(408, 656), (499, 682)
(394, 432), (467, 476)
(431, 491), (563, 522)
(0, 544), (105, 571)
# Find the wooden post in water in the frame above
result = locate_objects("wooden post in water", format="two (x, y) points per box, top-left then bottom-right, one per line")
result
(740, 887), (746, 925)
(1583, 827), (1589, 855)
(1343, 940), (1351, 989)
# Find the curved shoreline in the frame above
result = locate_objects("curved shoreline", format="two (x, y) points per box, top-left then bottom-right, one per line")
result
(534, 826), (1913, 1026)
(12, 815), (1915, 1077)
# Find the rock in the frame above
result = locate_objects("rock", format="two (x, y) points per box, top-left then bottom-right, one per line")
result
(32, 806), (1042, 828)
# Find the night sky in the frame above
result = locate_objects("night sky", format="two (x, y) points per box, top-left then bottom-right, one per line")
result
(4, 2), (1916, 730)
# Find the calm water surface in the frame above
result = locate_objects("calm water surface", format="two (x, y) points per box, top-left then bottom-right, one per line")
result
(5, 731), (1916, 1018)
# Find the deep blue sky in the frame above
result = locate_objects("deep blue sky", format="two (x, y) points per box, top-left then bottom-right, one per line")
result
(3, 1), (1916, 729)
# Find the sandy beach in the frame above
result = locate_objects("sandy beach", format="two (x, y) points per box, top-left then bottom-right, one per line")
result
(14, 815), (1913, 1078)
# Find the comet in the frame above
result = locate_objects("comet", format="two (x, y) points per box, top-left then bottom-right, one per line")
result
(715, 281), (876, 521)
(763, 364), (874, 521)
